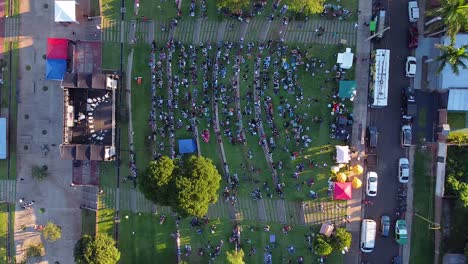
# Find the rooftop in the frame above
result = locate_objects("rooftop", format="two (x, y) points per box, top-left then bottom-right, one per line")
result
(439, 34), (468, 89)
(61, 73), (117, 161)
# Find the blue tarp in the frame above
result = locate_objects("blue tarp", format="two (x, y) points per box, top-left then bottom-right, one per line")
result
(0, 118), (6, 159)
(338, 80), (357, 98)
(178, 139), (197, 154)
(46, 59), (67, 80)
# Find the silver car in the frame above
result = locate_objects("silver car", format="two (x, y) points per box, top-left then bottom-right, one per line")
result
(398, 158), (410, 183)
(381, 215), (390, 237)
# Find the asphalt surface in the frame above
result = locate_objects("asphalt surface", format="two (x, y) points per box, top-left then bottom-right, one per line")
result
(360, 0), (447, 261)
(361, 0), (413, 262)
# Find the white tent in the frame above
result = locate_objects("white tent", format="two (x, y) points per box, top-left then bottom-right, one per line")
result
(337, 48), (354, 69)
(336, 145), (350, 164)
(55, 1), (77, 23)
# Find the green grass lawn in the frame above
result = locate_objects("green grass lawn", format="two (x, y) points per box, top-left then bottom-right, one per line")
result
(0, 42), (19, 180)
(127, 41), (353, 202)
(102, 42), (123, 70)
(102, 0), (358, 22)
(97, 208), (115, 237)
(447, 112), (466, 130)
(131, 44), (153, 170)
(117, 211), (343, 264)
(0, 204), (8, 264)
(410, 150), (435, 264)
(82, 210), (97, 236)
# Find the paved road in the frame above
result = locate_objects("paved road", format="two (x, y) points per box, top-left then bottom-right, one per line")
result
(362, 0), (413, 262)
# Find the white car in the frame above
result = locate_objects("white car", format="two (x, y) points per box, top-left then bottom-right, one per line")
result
(405, 56), (417, 77)
(398, 158), (410, 183)
(408, 1), (420, 22)
(401, 124), (412, 147)
(366, 171), (378, 197)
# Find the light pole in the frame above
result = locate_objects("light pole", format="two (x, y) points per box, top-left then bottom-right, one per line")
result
(414, 212), (441, 229)
(365, 27), (391, 41)
(425, 16), (442, 27)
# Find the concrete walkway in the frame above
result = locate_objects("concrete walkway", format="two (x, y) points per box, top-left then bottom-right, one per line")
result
(14, 1), (98, 262)
(125, 48), (138, 213)
(102, 18), (358, 45)
(345, 0), (373, 261)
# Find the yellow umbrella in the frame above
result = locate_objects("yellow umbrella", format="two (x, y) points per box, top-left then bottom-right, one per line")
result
(336, 172), (347, 182)
(331, 166), (340, 174)
(352, 177), (362, 188)
(352, 164), (364, 175)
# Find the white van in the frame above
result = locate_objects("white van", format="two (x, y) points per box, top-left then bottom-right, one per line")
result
(361, 219), (377, 253)
(408, 1), (420, 22)
(377, 10), (386, 39)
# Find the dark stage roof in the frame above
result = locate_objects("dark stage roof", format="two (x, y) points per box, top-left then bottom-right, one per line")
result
(61, 73), (118, 161)
(61, 72), (114, 90)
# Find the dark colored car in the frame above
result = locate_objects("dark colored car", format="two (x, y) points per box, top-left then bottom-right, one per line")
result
(408, 25), (419, 48)
(402, 87), (415, 103)
(367, 126), (378, 148)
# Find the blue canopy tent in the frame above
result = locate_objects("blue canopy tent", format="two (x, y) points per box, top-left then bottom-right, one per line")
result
(178, 139), (197, 154)
(46, 59), (67, 80)
(338, 80), (357, 98)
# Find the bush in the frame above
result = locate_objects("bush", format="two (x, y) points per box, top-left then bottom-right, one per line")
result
(26, 243), (43, 258)
(42, 222), (62, 241)
(447, 132), (468, 145)
(32, 165), (48, 181)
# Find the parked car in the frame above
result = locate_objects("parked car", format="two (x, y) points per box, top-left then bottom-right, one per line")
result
(401, 125), (412, 147)
(366, 171), (378, 197)
(408, 1), (420, 22)
(367, 126), (379, 148)
(380, 215), (390, 237)
(408, 25), (419, 48)
(405, 56), (417, 77)
(402, 87), (415, 103)
(398, 158), (410, 183)
(395, 219), (408, 245)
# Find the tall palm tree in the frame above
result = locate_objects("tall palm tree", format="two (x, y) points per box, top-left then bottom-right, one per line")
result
(429, 0), (468, 44)
(434, 43), (468, 75)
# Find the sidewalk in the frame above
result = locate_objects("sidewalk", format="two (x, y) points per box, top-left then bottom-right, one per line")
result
(345, 0), (373, 262)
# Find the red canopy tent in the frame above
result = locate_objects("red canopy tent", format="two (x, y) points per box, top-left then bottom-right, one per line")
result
(47, 38), (69, 60)
(333, 182), (352, 200)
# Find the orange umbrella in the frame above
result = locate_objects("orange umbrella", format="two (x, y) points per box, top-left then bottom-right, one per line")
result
(352, 164), (364, 175)
(336, 172), (347, 182)
(352, 177), (362, 188)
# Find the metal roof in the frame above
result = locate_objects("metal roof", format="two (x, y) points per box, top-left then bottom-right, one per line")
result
(439, 34), (468, 89)
(448, 89), (468, 111)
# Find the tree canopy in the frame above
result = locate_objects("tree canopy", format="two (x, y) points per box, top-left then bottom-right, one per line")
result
(331, 228), (352, 251)
(140, 156), (221, 217)
(42, 221), (62, 242)
(435, 43), (468, 75)
(284, 0), (325, 15)
(216, 0), (250, 14)
(138, 156), (175, 205)
(74, 234), (121, 264)
(226, 249), (245, 264)
(430, 0), (468, 44)
(446, 146), (468, 208)
(313, 234), (333, 256)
